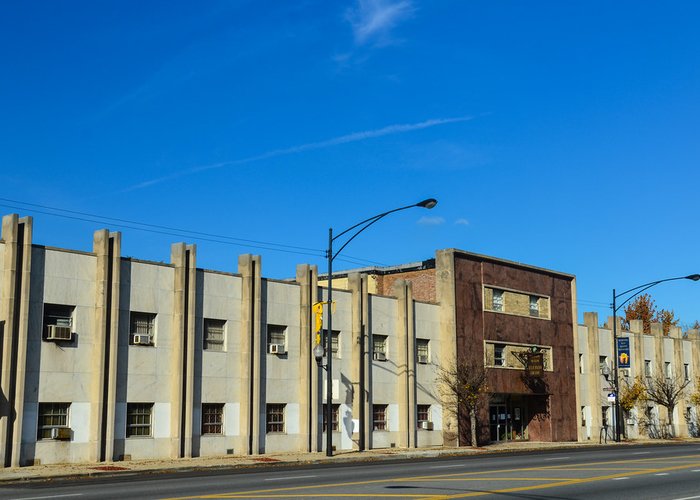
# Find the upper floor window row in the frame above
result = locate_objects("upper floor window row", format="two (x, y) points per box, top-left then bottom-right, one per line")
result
(483, 287), (551, 320)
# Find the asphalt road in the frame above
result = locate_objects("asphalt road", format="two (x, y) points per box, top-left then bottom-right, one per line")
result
(3, 443), (700, 499)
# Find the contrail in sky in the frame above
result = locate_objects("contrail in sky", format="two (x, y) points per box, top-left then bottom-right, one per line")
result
(123, 115), (473, 192)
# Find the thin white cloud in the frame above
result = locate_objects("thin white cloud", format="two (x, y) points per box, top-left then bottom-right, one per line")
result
(455, 218), (470, 226)
(418, 216), (445, 226)
(122, 115), (473, 192)
(346, 0), (415, 46)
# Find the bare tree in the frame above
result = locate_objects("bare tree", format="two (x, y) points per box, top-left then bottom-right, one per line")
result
(643, 373), (690, 437)
(437, 360), (490, 448)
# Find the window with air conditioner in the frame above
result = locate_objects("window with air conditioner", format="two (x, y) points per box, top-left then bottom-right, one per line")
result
(417, 404), (432, 429)
(373, 335), (387, 361)
(416, 338), (430, 364)
(267, 325), (287, 354)
(130, 312), (155, 346)
(43, 304), (74, 341)
(37, 402), (70, 440)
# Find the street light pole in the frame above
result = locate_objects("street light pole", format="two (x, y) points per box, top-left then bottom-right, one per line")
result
(324, 198), (437, 457)
(611, 274), (700, 442)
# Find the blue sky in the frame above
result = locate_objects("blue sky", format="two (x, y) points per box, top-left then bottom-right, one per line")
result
(1, 1), (699, 326)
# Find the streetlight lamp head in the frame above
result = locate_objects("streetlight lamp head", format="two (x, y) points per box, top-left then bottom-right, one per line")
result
(685, 274), (700, 281)
(416, 198), (438, 209)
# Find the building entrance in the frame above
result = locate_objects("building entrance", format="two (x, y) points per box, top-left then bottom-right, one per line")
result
(489, 397), (528, 442)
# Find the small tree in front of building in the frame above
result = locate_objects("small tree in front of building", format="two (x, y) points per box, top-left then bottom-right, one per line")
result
(642, 373), (690, 437)
(437, 360), (490, 448)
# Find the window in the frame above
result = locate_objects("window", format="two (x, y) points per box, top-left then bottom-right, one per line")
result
(492, 289), (504, 312)
(580, 406), (586, 427)
(373, 335), (387, 361)
(130, 312), (155, 345)
(323, 404), (340, 432)
(579, 353), (585, 374)
(37, 403), (69, 439)
(644, 360), (652, 377)
(204, 319), (225, 351)
(373, 404), (387, 431)
(126, 403), (153, 437)
(494, 344), (506, 366)
(323, 330), (340, 358)
(601, 406), (609, 427)
(416, 339), (430, 364)
(417, 404), (431, 427)
(266, 404), (285, 433)
(529, 296), (539, 317)
(43, 304), (74, 340)
(202, 403), (224, 434)
(685, 363), (690, 381)
(665, 362), (672, 378)
(43, 304), (73, 328)
(267, 325), (286, 352)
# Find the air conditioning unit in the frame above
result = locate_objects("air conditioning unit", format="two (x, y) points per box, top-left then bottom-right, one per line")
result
(50, 427), (71, 440)
(373, 352), (387, 361)
(47, 325), (72, 341)
(268, 343), (286, 355)
(132, 334), (152, 345)
(420, 421), (434, 430)
(417, 354), (429, 364)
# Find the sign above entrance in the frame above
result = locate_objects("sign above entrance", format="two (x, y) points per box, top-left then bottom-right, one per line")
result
(525, 352), (544, 378)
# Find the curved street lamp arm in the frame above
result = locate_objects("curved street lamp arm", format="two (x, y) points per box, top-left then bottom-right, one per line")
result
(332, 203), (420, 243)
(614, 275), (700, 312)
(331, 213), (390, 262)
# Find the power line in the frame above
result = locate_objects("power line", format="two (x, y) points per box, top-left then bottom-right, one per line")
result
(0, 199), (386, 266)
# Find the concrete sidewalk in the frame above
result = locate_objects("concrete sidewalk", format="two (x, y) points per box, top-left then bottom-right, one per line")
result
(0, 439), (676, 484)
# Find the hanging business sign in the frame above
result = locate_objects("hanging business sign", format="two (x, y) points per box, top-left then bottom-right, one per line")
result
(617, 337), (631, 368)
(525, 352), (544, 378)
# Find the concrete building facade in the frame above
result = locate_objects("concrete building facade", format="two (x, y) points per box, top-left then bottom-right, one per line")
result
(1, 213), (699, 466)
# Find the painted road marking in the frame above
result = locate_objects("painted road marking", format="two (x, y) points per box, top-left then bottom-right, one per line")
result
(430, 464), (466, 469)
(164, 454), (700, 500)
(264, 475), (317, 482)
(14, 495), (83, 500)
(673, 496), (700, 500)
(655, 473), (670, 476)
(543, 457), (570, 461)
(632, 452), (651, 455)
(612, 477), (629, 480)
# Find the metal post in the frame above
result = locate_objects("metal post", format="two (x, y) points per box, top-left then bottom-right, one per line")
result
(612, 289), (621, 442)
(326, 227), (333, 457)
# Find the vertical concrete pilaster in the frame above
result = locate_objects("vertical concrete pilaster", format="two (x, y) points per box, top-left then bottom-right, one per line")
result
(296, 264), (317, 452)
(671, 326), (688, 436)
(0, 214), (32, 467)
(393, 279), (416, 449)
(90, 230), (121, 462)
(348, 273), (369, 451)
(170, 243), (196, 458)
(239, 255), (262, 455)
(583, 312), (602, 439)
(435, 250), (458, 447)
(630, 320), (644, 381)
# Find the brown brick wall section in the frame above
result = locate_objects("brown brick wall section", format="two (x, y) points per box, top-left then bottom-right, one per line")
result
(454, 254), (578, 443)
(374, 268), (437, 302)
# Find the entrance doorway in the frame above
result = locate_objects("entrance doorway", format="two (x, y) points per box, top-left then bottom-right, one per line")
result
(489, 397), (527, 442)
